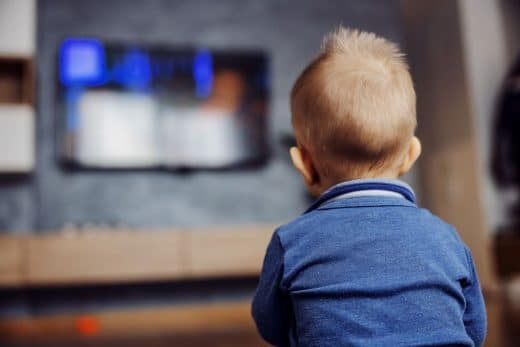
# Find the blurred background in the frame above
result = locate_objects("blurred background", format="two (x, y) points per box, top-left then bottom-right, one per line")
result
(0, 0), (519, 346)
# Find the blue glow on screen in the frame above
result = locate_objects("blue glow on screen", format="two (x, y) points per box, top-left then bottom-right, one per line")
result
(59, 39), (216, 97)
(193, 49), (213, 98)
(112, 48), (152, 90)
(60, 39), (106, 86)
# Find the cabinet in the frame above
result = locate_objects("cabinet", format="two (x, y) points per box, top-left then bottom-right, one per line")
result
(0, 0), (35, 173)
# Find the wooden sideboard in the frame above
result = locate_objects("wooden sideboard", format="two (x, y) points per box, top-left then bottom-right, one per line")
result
(0, 226), (274, 287)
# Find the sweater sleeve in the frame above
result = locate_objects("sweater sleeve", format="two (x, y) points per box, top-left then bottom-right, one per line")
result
(251, 231), (292, 346)
(462, 247), (487, 346)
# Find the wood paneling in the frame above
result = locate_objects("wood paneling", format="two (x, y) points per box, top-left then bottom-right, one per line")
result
(400, 0), (496, 287)
(401, 2), (501, 345)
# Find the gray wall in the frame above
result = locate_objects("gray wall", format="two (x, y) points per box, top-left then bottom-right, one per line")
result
(1, 0), (407, 317)
(0, 0), (405, 231)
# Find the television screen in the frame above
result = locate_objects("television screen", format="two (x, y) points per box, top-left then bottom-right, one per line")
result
(57, 38), (269, 169)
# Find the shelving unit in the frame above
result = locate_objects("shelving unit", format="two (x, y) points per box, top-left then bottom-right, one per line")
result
(0, 0), (35, 173)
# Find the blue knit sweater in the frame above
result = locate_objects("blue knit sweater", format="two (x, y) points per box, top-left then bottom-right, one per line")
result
(252, 180), (486, 346)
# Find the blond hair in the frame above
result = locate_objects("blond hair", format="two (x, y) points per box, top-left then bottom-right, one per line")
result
(291, 27), (416, 181)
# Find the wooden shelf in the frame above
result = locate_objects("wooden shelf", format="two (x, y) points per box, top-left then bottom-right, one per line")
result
(0, 56), (34, 105)
(0, 226), (274, 287)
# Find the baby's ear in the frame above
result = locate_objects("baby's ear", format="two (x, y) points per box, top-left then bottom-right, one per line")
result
(290, 146), (317, 186)
(398, 136), (422, 176)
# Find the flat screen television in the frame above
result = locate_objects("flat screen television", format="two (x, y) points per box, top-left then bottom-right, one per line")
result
(56, 38), (269, 169)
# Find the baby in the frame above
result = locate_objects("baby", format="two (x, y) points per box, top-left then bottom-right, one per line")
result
(252, 27), (486, 346)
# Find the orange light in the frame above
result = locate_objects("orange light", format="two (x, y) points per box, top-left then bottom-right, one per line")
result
(75, 315), (100, 337)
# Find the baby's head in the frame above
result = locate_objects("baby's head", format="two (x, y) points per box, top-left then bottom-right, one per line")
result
(290, 27), (421, 196)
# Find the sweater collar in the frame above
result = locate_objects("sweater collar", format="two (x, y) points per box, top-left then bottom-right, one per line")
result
(305, 179), (416, 214)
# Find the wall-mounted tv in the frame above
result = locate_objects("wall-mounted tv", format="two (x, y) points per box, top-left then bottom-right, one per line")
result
(56, 38), (269, 169)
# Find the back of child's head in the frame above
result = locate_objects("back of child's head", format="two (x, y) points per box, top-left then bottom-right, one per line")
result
(291, 27), (416, 183)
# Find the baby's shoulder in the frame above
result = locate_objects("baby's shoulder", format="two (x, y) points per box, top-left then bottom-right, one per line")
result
(275, 209), (349, 248)
(276, 205), (465, 251)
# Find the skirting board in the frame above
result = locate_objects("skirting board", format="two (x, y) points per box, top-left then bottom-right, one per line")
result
(0, 226), (275, 287)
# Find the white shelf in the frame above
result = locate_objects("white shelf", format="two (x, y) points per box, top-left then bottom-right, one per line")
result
(0, 104), (34, 172)
(0, 0), (35, 57)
